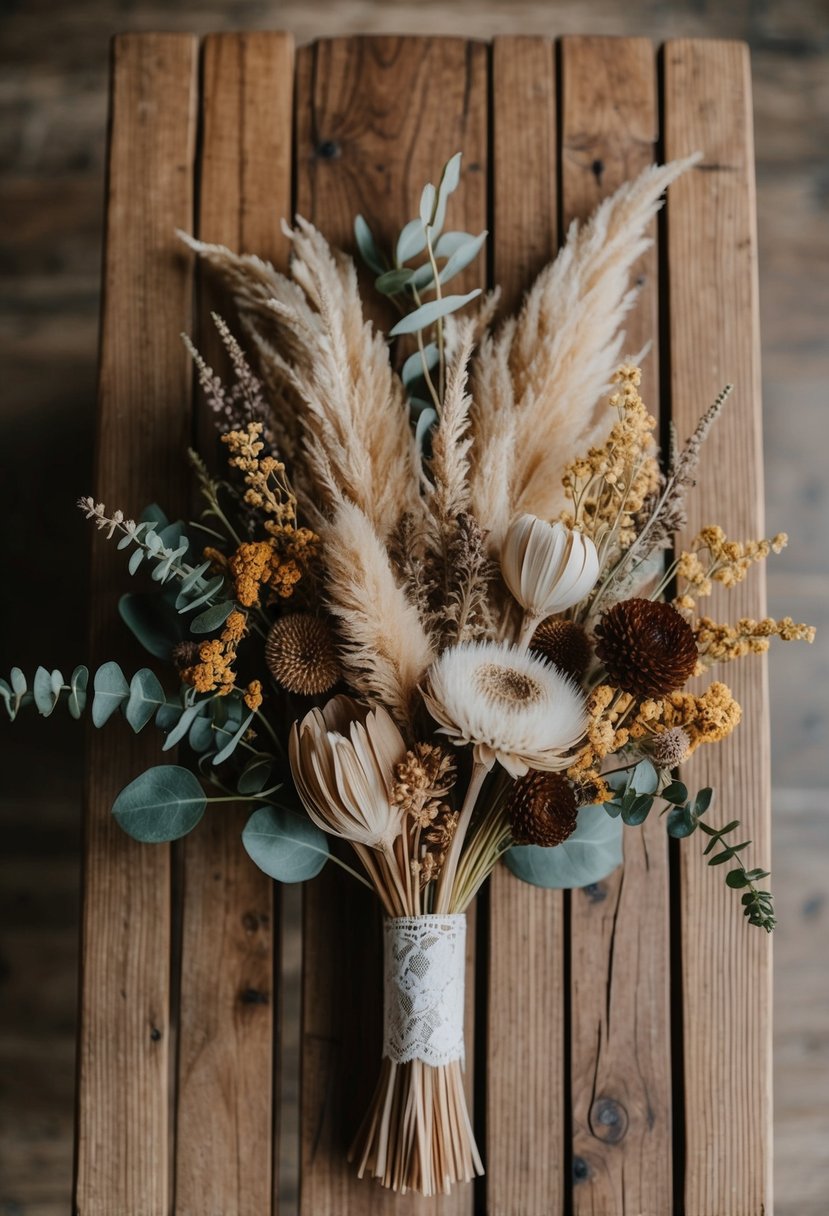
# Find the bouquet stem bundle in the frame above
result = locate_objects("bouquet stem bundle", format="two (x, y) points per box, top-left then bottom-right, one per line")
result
(352, 1057), (481, 1196)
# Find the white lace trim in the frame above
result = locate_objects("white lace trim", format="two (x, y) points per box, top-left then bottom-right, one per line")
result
(382, 914), (467, 1067)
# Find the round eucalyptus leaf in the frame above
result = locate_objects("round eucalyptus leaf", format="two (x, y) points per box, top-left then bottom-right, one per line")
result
(119, 592), (185, 661)
(91, 661), (130, 727)
(68, 666), (89, 720)
(125, 668), (166, 733)
(33, 666), (58, 717)
(242, 805), (329, 883)
(190, 600), (236, 634)
(503, 805), (623, 890)
(112, 765), (206, 842)
(237, 755), (274, 795)
(389, 289), (482, 337)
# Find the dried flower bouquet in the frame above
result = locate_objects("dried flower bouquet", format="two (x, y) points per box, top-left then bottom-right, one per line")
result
(3, 152), (814, 1197)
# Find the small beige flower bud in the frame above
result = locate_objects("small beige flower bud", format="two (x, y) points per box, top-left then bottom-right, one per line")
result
(502, 515), (599, 622)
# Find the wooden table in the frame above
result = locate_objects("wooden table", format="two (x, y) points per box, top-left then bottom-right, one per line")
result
(75, 32), (771, 1215)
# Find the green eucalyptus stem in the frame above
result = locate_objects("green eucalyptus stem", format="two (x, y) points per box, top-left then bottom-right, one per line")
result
(410, 284), (442, 411)
(424, 225), (446, 400)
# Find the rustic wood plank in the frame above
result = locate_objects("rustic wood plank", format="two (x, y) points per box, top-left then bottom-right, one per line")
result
(294, 35), (487, 1214)
(74, 32), (198, 1215)
(172, 33), (294, 1216)
(486, 36), (566, 1216)
(663, 38), (772, 1215)
(560, 36), (673, 1215)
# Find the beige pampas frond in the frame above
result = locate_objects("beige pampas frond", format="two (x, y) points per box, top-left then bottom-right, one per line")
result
(467, 320), (517, 551)
(322, 501), (435, 727)
(180, 223), (422, 540)
(469, 155), (700, 526)
(426, 319), (476, 528)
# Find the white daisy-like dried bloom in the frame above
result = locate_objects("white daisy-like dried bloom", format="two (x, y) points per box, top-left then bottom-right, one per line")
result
(289, 695), (406, 851)
(421, 640), (587, 778)
(502, 515), (599, 622)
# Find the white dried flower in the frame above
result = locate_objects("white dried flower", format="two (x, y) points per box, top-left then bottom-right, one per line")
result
(421, 640), (587, 778)
(501, 515), (599, 623)
(289, 695), (407, 851)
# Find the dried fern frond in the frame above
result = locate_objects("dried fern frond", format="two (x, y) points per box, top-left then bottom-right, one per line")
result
(469, 155), (700, 526)
(443, 512), (495, 644)
(467, 321), (518, 551)
(322, 501), (434, 727)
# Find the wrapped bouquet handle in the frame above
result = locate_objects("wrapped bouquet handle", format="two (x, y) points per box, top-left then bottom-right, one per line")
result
(352, 912), (481, 1195)
(383, 914), (467, 1067)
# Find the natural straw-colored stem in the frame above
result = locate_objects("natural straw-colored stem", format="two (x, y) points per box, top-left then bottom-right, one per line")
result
(434, 761), (488, 914)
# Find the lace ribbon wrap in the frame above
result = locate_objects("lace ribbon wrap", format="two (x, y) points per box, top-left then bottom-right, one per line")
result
(382, 914), (467, 1067)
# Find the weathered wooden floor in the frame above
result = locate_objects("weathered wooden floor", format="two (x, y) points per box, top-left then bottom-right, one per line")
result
(0, 2), (827, 1213)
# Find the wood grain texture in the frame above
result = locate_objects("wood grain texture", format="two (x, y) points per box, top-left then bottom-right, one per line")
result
(74, 32), (198, 1216)
(561, 37), (673, 1215)
(486, 36), (566, 1216)
(172, 33), (294, 1216)
(663, 39), (772, 1215)
(294, 36), (487, 1215)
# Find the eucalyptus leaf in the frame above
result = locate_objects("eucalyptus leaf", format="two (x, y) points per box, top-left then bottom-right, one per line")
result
(33, 666), (57, 716)
(666, 804), (697, 838)
(429, 152), (462, 238)
(419, 181), (437, 226)
(434, 230), (473, 257)
(242, 805), (329, 883)
(140, 503), (169, 529)
(621, 794), (654, 827)
(725, 869), (749, 888)
(389, 290), (482, 337)
(401, 344), (439, 388)
(415, 407), (438, 454)
(119, 592), (185, 661)
(155, 699), (185, 731)
(162, 702), (205, 751)
(50, 669), (64, 695)
(10, 667), (26, 697)
(630, 759), (659, 796)
(238, 755), (274, 795)
(438, 229), (487, 285)
(213, 711), (254, 766)
(503, 805), (623, 890)
(92, 662), (129, 727)
(662, 780), (688, 805)
(376, 268), (414, 295)
(176, 574), (225, 613)
(396, 217), (428, 265)
(125, 669), (166, 732)
(178, 559), (212, 595)
(694, 787), (714, 816)
(354, 214), (385, 276)
(112, 764), (206, 842)
(68, 666), (89, 720)
(190, 600), (236, 634)
(188, 714), (215, 753)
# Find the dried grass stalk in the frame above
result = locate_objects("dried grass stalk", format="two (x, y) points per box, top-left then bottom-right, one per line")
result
(468, 155), (700, 526)
(323, 501), (434, 726)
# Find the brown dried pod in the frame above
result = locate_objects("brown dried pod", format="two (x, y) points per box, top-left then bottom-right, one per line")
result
(507, 770), (579, 847)
(530, 618), (592, 682)
(265, 613), (340, 696)
(594, 598), (698, 698)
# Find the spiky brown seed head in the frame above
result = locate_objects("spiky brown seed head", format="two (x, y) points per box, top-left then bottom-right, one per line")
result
(594, 598), (698, 699)
(507, 771), (579, 847)
(649, 726), (692, 768)
(171, 640), (201, 671)
(265, 613), (340, 696)
(529, 618), (592, 682)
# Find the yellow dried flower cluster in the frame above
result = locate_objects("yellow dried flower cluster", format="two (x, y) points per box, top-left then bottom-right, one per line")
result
(561, 365), (661, 548)
(566, 684), (631, 800)
(181, 610), (248, 695)
(393, 743), (459, 888)
(243, 679), (263, 711)
(649, 681), (742, 754)
(229, 539), (303, 607)
(674, 526), (788, 611)
(222, 421), (296, 531)
(695, 615), (816, 665)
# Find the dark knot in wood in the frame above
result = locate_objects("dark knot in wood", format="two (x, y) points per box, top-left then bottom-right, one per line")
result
(589, 1096), (629, 1143)
(315, 139), (341, 160)
(239, 987), (269, 1006)
(572, 1155), (590, 1183)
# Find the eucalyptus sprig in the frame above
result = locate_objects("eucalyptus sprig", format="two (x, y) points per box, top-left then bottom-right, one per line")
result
(354, 152), (487, 445)
(602, 760), (775, 931)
